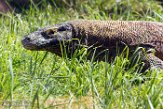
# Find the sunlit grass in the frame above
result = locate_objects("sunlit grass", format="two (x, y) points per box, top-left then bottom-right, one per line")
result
(0, 0), (163, 108)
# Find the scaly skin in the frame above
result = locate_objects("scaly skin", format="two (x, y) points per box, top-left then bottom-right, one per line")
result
(22, 20), (163, 69)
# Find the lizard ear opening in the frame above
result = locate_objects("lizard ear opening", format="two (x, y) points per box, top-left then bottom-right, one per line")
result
(57, 26), (67, 31)
(57, 24), (72, 32)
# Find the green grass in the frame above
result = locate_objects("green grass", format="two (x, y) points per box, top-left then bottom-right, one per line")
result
(0, 0), (163, 108)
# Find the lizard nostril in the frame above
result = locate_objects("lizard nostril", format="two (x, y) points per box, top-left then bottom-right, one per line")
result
(25, 37), (30, 41)
(22, 37), (31, 44)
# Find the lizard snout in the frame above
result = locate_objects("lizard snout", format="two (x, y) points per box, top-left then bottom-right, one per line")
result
(21, 36), (35, 50)
(23, 36), (30, 42)
(22, 36), (31, 45)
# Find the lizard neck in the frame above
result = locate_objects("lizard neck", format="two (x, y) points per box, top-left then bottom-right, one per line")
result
(69, 20), (122, 47)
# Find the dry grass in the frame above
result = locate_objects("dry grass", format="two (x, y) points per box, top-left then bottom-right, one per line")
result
(44, 96), (96, 109)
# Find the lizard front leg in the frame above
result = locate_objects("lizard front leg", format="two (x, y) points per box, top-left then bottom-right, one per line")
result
(143, 52), (163, 70)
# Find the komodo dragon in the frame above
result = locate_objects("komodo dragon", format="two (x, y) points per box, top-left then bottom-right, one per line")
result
(22, 20), (163, 70)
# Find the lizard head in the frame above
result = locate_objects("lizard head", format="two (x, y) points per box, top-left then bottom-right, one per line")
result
(22, 23), (74, 55)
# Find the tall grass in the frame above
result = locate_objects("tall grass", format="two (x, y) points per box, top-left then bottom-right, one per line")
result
(0, 0), (163, 108)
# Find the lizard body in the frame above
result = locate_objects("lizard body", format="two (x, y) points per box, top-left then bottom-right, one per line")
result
(22, 20), (163, 69)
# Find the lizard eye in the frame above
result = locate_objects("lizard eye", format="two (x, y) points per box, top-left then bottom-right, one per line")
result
(47, 29), (54, 35)
(44, 29), (55, 36)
